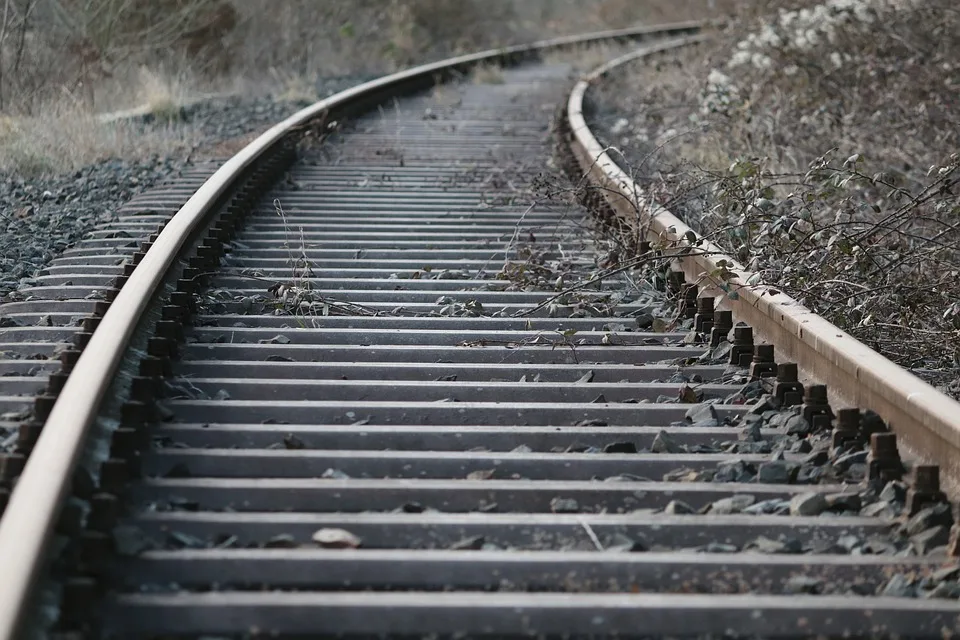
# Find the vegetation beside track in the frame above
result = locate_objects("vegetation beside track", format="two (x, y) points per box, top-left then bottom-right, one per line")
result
(588, 0), (960, 394)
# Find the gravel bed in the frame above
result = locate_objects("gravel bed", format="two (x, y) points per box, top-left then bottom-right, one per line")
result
(0, 75), (381, 301)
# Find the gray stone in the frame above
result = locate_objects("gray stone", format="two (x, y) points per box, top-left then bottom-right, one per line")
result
(904, 503), (953, 536)
(785, 575), (823, 594)
(743, 499), (790, 515)
(860, 501), (895, 518)
(835, 535), (863, 552)
(860, 537), (898, 555)
(735, 440), (773, 454)
(911, 526), (951, 555)
(825, 493), (862, 513)
(603, 441), (638, 454)
(803, 450), (829, 466)
(757, 461), (794, 484)
(312, 528), (361, 549)
(924, 582), (960, 599)
(784, 415), (811, 436)
(832, 450), (868, 471)
(748, 536), (802, 554)
(747, 395), (779, 415)
(880, 481), (907, 504)
(844, 463), (868, 481)
(604, 533), (648, 552)
(739, 421), (762, 442)
(651, 429), (681, 454)
(931, 565), (960, 584)
(881, 574), (917, 598)
(685, 403), (719, 426)
(713, 460), (754, 483)
(709, 342), (733, 362)
(708, 494), (756, 514)
(663, 467), (700, 482)
(790, 439), (813, 454)
(663, 499), (695, 515)
(789, 492), (828, 516)
(263, 534), (298, 549)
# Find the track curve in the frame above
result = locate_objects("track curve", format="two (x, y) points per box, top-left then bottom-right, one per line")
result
(1, 20), (959, 640)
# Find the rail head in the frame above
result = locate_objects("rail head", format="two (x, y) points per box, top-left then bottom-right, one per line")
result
(565, 38), (960, 486)
(0, 21), (705, 640)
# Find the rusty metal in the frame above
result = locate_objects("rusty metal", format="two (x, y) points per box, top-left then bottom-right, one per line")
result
(773, 363), (804, 407)
(565, 37), (960, 492)
(749, 344), (777, 379)
(0, 23), (706, 639)
(906, 465), (948, 516)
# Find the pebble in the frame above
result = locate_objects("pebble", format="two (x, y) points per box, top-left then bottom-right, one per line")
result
(789, 492), (828, 516)
(603, 441), (638, 454)
(713, 459), (754, 483)
(708, 494), (756, 514)
(784, 575), (823, 594)
(263, 534), (298, 549)
(903, 503), (953, 536)
(748, 536), (802, 554)
(550, 497), (580, 513)
(757, 461), (794, 484)
(924, 581), (960, 599)
(604, 533), (648, 552)
(880, 480), (907, 504)
(832, 450), (868, 471)
(663, 499), (695, 515)
(739, 421), (762, 442)
(743, 498), (789, 515)
(910, 526), (950, 555)
(825, 493), (862, 513)
(784, 415), (811, 436)
(732, 440), (772, 454)
(881, 574), (917, 598)
(663, 467), (699, 482)
(312, 528), (362, 549)
(650, 430), (682, 453)
(685, 403), (719, 426)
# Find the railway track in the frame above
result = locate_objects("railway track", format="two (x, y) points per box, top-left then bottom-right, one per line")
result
(1, 20), (960, 640)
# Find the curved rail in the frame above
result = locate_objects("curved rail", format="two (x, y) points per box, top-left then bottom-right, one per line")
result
(566, 42), (960, 485)
(0, 21), (702, 639)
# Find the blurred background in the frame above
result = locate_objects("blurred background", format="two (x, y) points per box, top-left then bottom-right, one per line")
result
(0, 0), (743, 115)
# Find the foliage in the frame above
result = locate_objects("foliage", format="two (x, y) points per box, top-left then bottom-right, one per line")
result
(591, 0), (960, 391)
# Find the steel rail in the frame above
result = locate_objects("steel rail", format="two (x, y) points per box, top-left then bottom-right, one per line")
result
(0, 21), (702, 639)
(566, 40), (960, 484)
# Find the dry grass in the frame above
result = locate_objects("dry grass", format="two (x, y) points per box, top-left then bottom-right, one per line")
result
(471, 63), (505, 85)
(135, 67), (189, 121)
(0, 0), (734, 177)
(0, 101), (196, 175)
